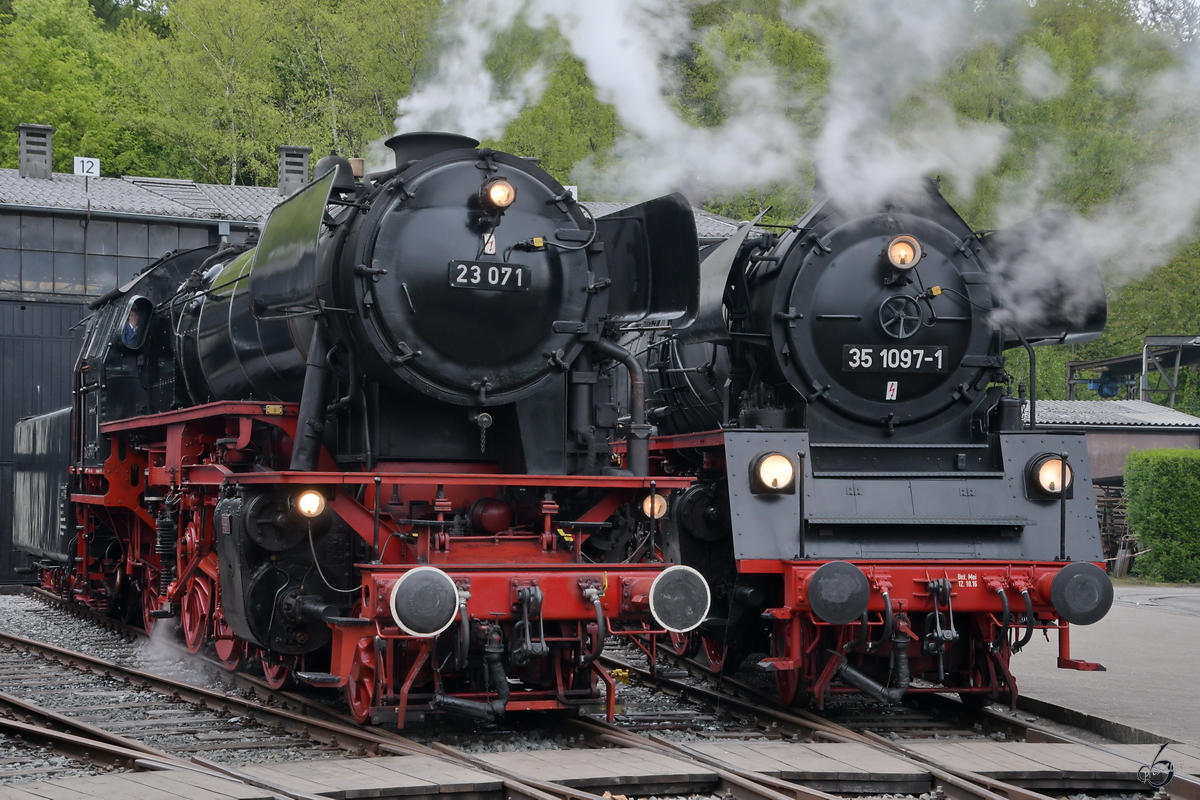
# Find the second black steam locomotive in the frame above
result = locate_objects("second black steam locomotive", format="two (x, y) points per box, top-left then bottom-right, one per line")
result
(634, 182), (1114, 706)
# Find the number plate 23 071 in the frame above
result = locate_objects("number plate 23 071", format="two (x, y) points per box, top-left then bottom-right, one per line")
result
(448, 261), (529, 292)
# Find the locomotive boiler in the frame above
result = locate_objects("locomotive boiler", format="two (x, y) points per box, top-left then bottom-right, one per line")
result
(635, 182), (1114, 707)
(13, 132), (712, 726)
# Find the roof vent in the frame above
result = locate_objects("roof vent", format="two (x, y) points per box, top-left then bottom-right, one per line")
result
(277, 145), (312, 196)
(17, 123), (54, 179)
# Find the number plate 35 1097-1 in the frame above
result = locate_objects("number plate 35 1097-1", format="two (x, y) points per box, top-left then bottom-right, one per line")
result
(843, 345), (948, 372)
(448, 261), (530, 292)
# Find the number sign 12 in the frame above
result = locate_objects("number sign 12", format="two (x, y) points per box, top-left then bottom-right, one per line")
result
(74, 157), (100, 177)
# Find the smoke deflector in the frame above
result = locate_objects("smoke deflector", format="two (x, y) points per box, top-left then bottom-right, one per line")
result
(984, 210), (1107, 348)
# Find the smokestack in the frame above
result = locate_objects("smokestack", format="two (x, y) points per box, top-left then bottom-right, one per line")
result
(277, 145), (311, 196)
(17, 124), (54, 179)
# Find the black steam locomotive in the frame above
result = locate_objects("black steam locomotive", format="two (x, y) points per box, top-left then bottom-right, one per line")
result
(13, 132), (712, 726)
(636, 182), (1114, 706)
(13, 129), (1111, 717)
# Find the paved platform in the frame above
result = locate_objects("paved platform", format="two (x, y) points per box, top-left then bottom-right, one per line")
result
(4, 740), (1200, 799)
(236, 755), (503, 800)
(1016, 582), (1200, 747)
(475, 748), (716, 795)
(0, 769), (280, 799)
(686, 740), (929, 793)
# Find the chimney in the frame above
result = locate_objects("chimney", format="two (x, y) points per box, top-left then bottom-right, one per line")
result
(17, 124), (54, 179)
(277, 145), (311, 196)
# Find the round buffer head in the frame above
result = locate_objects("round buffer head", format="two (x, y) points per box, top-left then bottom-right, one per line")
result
(389, 566), (460, 637)
(807, 561), (871, 625)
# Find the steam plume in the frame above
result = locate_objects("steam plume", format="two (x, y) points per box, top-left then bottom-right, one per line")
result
(395, 0), (1200, 321)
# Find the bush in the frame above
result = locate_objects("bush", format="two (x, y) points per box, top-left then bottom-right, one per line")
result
(1125, 449), (1200, 583)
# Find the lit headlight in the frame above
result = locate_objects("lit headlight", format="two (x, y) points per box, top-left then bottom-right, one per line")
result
(294, 489), (327, 518)
(886, 235), (922, 269)
(1026, 454), (1073, 497)
(482, 178), (516, 211)
(751, 453), (795, 494)
(641, 492), (668, 520)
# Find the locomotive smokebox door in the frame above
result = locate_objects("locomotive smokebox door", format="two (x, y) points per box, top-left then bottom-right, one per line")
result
(354, 148), (600, 406)
(777, 210), (994, 430)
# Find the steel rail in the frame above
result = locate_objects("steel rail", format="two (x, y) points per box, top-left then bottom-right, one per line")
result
(29, 588), (1194, 800)
(0, 628), (394, 755)
(0, 687), (179, 763)
(601, 652), (1062, 800)
(0, 688), (329, 800)
(5, 595), (607, 800)
(0, 711), (180, 772)
(624, 645), (1200, 800)
(26, 587), (358, 727)
(573, 718), (841, 800)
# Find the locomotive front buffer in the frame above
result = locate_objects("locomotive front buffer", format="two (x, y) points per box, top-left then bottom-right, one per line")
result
(650, 428), (1113, 709)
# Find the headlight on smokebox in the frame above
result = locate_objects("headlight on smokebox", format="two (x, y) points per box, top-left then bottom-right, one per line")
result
(1025, 453), (1073, 498)
(481, 178), (516, 211)
(750, 452), (796, 494)
(886, 234), (922, 269)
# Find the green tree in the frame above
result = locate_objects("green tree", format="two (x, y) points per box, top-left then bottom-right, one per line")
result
(119, 0), (288, 185)
(937, 0), (1195, 401)
(270, 0), (439, 159)
(0, 0), (170, 176)
(677, 8), (828, 223)
(488, 55), (620, 187)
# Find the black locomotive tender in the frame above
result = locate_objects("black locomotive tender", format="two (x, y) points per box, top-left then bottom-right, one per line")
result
(13, 130), (1113, 717)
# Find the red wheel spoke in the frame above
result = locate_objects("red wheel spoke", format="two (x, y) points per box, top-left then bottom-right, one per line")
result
(699, 635), (726, 672)
(141, 577), (160, 635)
(180, 576), (213, 654)
(346, 638), (376, 723)
(261, 653), (294, 689)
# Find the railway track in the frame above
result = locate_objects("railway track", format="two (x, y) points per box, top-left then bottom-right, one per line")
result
(2, 587), (1196, 800)
(604, 647), (1200, 800)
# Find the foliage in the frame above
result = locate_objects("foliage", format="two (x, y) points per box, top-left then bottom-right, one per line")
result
(658, 7), (827, 224)
(1125, 449), (1200, 582)
(487, 56), (621, 187)
(0, 0), (439, 185)
(0, 0), (174, 176)
(931, 0), (1199, 402)
(0, 0), (1198, 376)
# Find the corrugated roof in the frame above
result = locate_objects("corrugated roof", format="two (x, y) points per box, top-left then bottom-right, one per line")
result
(0, 169), (277, 222)
(0, 168), (753, 236)
(1027, 400), (1200, 428)
(198, 183), (281, 222)
(584, 201), (749, 240)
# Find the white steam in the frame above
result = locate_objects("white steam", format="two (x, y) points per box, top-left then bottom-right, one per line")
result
(991, 40), (1200, 329)
(395, 0), (1200, 325)
(1019, 48), (1070, 100)
(395, 0), (545, 141)
(395, 0), (809, 199)
(786, 0), (1016, 211)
